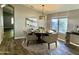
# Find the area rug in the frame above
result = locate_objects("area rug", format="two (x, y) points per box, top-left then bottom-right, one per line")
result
(22, 42), (57, 55)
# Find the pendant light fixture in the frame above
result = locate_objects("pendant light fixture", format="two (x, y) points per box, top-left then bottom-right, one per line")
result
(39, 5), (45, 20)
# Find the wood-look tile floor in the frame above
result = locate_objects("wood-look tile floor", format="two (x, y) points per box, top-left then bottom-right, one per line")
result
(0, 30), (79, 55)
(0, 38), (33, 55)
(48, 41), (79, 55)
(0, 38), (79, 55)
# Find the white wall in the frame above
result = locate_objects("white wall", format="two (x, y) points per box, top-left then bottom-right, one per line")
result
(13, 5), (46, 39)
(0, 7), (4, 44)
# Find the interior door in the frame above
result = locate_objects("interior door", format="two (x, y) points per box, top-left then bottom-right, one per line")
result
(3, 5), (14, 39)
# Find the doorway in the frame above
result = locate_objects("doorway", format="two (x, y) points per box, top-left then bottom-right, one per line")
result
(3, 5), (14, 39)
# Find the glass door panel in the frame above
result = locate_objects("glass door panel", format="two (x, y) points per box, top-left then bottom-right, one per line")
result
(51, 18), (58, 32)
(51, 17), (68, 34)
(59, 17), (68, 34)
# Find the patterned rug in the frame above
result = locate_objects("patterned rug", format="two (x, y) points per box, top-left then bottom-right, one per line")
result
(22, 41), (57, 55)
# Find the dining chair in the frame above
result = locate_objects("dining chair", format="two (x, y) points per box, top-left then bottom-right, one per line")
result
(42, 33), (58, 49)
(25, 32), (38, 46)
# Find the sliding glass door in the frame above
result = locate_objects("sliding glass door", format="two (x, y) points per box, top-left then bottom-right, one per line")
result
(51, 18), (58, 32)
(51, 17), (68, 34)
(59, 17), (68, 34)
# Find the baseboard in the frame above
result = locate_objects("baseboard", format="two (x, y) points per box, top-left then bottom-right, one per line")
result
(15, 36), (25, 39)
(58, 38), (65, 42)
(70, 42), (79, 47)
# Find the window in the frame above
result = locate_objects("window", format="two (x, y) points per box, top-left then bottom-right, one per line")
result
(51, 17), (68, 34)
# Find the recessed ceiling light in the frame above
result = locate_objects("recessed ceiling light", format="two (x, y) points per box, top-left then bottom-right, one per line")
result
(1, 4), (6, 8)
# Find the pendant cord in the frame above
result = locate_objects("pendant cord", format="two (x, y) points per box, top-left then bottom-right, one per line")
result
(42, 5), (44, 16)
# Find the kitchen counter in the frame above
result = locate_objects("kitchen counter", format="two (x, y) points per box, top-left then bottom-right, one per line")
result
(71, 32), (79, 35)
(66, 31), (79, 45)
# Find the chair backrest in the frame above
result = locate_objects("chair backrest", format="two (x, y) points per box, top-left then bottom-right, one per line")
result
(26, 33), (37, 40)
(43, 33), (58, 43)
(49, 34), (58, 40)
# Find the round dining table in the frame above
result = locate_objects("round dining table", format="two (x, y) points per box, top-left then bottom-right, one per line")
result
(34, 32), (49, 43)
(28, 32), (50, 43)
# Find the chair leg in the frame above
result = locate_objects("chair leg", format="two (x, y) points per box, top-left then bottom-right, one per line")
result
(27, 40), (29, 46)
(55, 41), (57, 47)
(48, 43), (50, 49)
(23, 39), (26, 44)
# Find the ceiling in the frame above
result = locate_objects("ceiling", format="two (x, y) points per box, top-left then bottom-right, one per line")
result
(24, 4), (79, 14)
